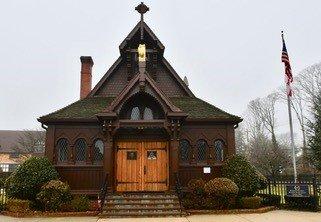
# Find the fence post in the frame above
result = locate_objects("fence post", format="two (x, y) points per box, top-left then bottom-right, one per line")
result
(268, 178), (271, 195)
(312, 174), (317, 196)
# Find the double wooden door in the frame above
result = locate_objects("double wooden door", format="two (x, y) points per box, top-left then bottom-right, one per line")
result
(116, 141), (168, 192)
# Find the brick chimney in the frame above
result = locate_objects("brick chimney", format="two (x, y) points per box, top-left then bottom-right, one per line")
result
(80, 56), (94, 99)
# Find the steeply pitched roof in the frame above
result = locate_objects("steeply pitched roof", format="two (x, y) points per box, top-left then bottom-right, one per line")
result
(38, 97), (115, 122)
(170, 97), (242, 122)
(39, 96), (241, 123)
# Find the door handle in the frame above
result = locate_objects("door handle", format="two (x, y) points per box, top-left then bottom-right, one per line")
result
(144, 166), (147, 175)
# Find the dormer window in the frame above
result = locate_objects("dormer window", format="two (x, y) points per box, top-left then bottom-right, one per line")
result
(120, 93), (164, 120)
(130, 106), (154, 120)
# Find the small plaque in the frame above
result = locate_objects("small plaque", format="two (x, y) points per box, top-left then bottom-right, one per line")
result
(147, 151), (157, 160)
(286, 185), (309, 197)
(203, 167), (211, 174)
(127, 151), (137, 160)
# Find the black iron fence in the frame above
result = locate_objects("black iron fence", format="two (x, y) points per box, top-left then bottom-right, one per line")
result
(258, 176), (321, 205)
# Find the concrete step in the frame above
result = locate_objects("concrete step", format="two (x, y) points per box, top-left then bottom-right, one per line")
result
(105, 200), (180, 205)
(100, 210), (183, 218)
(100, 192), (184, 218)
(104, 205), (181, 211)
(106, 195), (178, 200)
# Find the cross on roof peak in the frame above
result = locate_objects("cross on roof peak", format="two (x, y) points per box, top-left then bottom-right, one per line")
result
(135, 2), (149, 41)
(135, 2), (149, 17)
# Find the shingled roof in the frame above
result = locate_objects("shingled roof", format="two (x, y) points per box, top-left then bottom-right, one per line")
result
(39, 96), (241, 123)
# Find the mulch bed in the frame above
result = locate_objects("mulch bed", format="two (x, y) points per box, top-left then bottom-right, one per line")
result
(1, 211), (99, 218)
(186, 206), (276, 215)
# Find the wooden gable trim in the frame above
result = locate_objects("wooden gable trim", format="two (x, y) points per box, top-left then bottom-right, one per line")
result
(102, 72), (181, 114)
(161, 57), (195, 97)
(119, 21), (165, 53)
(88, 57), (122, 97)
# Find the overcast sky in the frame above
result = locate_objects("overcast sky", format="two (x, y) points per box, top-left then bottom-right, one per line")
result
(1, 0), (320, 132)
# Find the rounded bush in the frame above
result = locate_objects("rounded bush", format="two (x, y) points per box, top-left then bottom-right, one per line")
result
(5, 157), (59, 201)
(71, 195), (90, 212)
(222, 155), (261, 196)
(240, 196), (262, 209)
(187, 178), (205, 194)
(204, 178), (239, 197)
(36, 180), (72, 211)
(6, 199), (30, 213)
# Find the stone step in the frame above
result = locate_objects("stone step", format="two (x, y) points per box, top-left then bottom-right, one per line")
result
(106, 195), (178, 200)
(105, 200), (180, 206)
(104, 205), (181, 211)
(100, 210), (183, 218)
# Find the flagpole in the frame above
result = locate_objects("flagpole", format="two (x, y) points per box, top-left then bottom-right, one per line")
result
(287, 93), (298, 183)
(282, 31), (297, 183)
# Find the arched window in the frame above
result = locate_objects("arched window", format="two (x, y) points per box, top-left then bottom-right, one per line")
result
(130, 106), (140, 120)
(214, 140), (224, 162)
(75, 139), (87, 163)
(179, 139), (190, 163)
(143, 107), (153, 120)
(196, 139), (208, 163)
(93, 139), (104, 163)
(57, 138), (69, 163)
(120, 93), (165, 120)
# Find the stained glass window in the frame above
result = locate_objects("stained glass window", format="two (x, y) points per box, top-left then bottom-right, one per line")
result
(93, 139), (104, 163)
(75, 139), (87, 163)
(214, 140), (224, 162)
(179, 140), (190, 163)
(130, 106), (140, 120)
(57, 138), (68, 163)
(143, 107), (153, 120)
(196, 139), (207, 163)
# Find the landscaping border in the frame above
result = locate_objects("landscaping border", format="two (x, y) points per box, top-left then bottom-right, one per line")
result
(1, 211), (99, 218)
(186, 206), (276, 215)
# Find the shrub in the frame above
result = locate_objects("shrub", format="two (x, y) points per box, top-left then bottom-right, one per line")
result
(285, 195), (319, 211)
(187, 178), (205, 194)
(5, 157), (59, 201)
(71, 195), (90, 212)
(240, 196), (262, 209)
(222, 155), (261, 196)
(181, 192), (205, 210)
(204, 178), (239, 197)
(204, 178), (239, 209)
(6, 199), (30, 213)
(257, 194), (281, 206)
(36, 180), (72, 211)
(256, 171), (268, 190)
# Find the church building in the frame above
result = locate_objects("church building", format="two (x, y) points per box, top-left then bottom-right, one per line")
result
(38, 3), (242, 195)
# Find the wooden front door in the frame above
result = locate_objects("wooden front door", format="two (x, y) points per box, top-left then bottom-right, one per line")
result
(116, 141), (168, 192)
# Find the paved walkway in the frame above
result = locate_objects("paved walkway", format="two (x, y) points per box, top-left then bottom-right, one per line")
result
(1, 210), (321, 222)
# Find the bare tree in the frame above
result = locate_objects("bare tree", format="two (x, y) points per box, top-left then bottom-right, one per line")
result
(296, 62), (321, 108)
(15, 130), (45, 154)
(248, 93), (279, 150)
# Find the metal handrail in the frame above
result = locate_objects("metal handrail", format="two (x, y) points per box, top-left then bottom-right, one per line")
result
(98, 173), (109, 212)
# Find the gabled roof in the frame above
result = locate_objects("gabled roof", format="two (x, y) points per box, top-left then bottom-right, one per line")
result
(119, 21), (165, 54)
(103, 70), (182, 114)
(38, 96), (241, 123)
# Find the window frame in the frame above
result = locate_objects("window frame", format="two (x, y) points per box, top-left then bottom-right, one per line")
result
(74, 138), (88, 164)
(56, 138), (69, 164)
(93, 139), (104, 164)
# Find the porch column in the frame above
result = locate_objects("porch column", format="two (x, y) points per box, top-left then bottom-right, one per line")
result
(170, 139), (179, 190)
(104, 136), (114, 191)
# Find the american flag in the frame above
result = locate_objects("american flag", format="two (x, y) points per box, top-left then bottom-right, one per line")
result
(281, 31), (293, 96)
